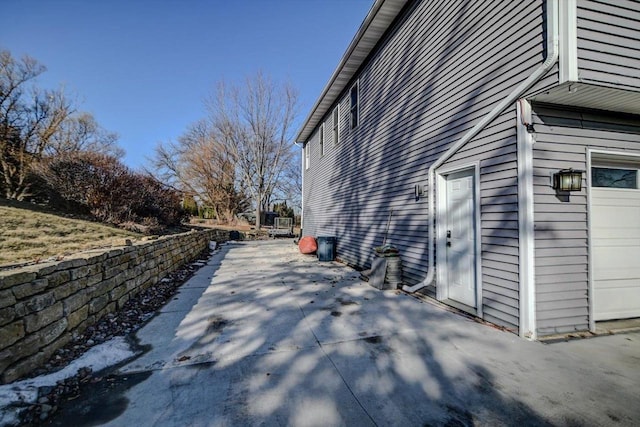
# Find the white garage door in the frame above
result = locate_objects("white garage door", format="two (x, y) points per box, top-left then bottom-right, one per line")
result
(591, 162), (640, 321)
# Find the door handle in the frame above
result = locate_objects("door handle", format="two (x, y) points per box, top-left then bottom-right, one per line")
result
(446, 230), (451, 247)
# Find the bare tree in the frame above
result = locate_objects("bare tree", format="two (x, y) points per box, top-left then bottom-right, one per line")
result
(150, 119), (246, 223)
(47, 112), (123, 158)
(277, 148), (302, 212)
(0, 50), (73, 199)
(210, 72), (298, 228)
(1, 50), (122, 200)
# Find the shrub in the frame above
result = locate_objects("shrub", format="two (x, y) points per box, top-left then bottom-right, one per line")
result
(33, 152), (186, 229)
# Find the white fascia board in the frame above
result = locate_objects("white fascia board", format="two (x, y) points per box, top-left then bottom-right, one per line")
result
(295, 0), (408, 143)
(559, 0), (578, 83)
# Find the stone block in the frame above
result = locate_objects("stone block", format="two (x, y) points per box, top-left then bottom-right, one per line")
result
(63, 290), (90, 314)
(1, 351), (48, 384)
(44, 270), (71, 287)
(0, 289), (16, 309)
(55, 258), (87, 272)
(22, 291), (56, 314)
(87, 272), (102, 287)
(125, 279), (137, 293)
(110, 284), (127, 302)
(53, 277), (87, 301)
(14, 302), (26, 317)
(24, 302), (63, 333)
(41, 331), (71, 361)
(69, 265), (90, 280)
(91, 277), (116, 298)
(89, 294), (109, 314)
(75, 315), (94, 335)
(95, 302), (116, 321)
(0, 347), (18, 375)
(0, 271), (36, 289)
(0, 307), (16, 326)
(87, 263), (102, 276)
(107, 248), (124, 259)
(117, 270), (134, 286)
(17, 331), (41, 353)
(103, 265), (124, 280)
(11, 279), (48, 300)
(83, 252), (108, 264)
(117, 293), (130, 309)
(37, 317), (68, 347)
(0, 321), (25, 350)
(67, 305), (89, 330)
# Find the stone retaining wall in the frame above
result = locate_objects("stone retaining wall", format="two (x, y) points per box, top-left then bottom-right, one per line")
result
(0, 228), (229, 384)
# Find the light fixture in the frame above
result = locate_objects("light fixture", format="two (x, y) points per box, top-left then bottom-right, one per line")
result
(553, 169), (583, 192)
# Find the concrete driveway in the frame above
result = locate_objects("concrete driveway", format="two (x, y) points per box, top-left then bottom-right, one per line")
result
(50, 240), (639, 426)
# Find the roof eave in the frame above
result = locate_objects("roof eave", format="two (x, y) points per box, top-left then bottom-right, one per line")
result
(295, 0), (409, 143)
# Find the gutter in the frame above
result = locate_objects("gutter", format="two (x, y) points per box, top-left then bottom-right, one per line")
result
(403, 0), (560, 293)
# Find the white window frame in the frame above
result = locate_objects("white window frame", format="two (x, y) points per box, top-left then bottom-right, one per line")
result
(304, 142), (310, 170)
(332, 105), (340, 144)
(350, 81), (359, 130)
(319, 123), (325, 157)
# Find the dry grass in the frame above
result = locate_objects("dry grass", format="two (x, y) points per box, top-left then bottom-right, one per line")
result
(0, 200), (143, 267)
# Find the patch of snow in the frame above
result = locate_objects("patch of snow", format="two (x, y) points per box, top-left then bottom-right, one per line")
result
(0, 336), (136, 426)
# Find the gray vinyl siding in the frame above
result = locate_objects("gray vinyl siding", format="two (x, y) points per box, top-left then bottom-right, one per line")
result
(577, 0), (640, 90)
(531, 104), (640, 336)
(446, 110), (520, 330)
(303, 0), (547, 331)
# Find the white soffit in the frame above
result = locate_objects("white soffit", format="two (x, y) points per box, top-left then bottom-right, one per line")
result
(531, 83), (640, 116)
(295, 0), (409, 143)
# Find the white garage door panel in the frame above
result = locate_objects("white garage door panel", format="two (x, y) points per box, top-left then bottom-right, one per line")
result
(592, 246), (640, 270)
(594, 286), (640, 320)
(592, 230), (640, 240)
(592, 187), (640, 321)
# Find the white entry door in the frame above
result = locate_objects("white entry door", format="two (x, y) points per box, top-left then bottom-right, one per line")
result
(445, 169), (477, 308)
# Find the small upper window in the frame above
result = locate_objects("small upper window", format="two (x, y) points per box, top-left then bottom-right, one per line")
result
(350, 82), (359, 129)
(319, 123), (325, 157)
(592, 167), (638, 189)
(332, 105), (340, 144)
(304, 142), (310, 170)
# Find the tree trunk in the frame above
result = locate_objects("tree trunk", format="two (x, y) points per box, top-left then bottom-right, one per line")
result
(255, 205), (262, 229)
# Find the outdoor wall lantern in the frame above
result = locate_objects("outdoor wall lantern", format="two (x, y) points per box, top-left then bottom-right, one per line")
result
(553, 169), (584, 192)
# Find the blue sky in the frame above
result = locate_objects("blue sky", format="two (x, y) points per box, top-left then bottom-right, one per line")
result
(0, 0), (372, 169)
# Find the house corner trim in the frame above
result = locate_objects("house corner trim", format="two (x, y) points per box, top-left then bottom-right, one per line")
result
(517, 99), (537, 340)
(559, 0), (578, 83)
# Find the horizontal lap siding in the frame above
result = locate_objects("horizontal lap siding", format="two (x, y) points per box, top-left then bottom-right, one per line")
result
(303, 0), (545, 319)
(577, 0), (640, 90)
(532, 104), (640, 336)
(448, 110), (520, 331)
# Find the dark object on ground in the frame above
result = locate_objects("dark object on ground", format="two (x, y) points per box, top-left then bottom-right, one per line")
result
(317, 236), (336, 262)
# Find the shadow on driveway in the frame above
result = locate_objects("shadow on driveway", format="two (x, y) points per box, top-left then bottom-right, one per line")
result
(47, 240), (640, 426)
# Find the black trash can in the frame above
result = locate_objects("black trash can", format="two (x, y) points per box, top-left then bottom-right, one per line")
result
(317, 236), (336, 262)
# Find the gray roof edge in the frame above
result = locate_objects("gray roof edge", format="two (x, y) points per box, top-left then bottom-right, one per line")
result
(294, 0), (408, 143)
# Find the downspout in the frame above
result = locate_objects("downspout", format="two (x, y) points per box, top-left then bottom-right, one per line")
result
(294, 141), (304, 234)
(403, 0), (559, 293)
